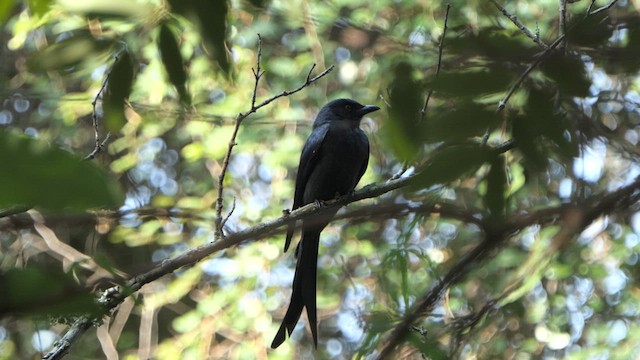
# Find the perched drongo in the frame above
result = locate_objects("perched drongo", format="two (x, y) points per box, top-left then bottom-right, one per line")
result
(271, 98), (380, 348)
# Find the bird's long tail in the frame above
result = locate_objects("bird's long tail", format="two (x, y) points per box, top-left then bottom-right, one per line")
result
(271, 228), (320, 349)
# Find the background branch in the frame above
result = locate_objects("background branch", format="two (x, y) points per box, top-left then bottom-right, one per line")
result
(491, 0), (548, 48)
(374, 176), (640, 359)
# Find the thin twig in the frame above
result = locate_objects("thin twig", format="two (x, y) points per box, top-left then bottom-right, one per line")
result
(221, 197), (236, 230)
(252, 63), (334, 111)
(420, 3), (451, 122)
(84, 66), (113, 160)
(213, 34), (335, 237)
(497, 34), (565, 112)
(250, 36), (265, 110)
(497, 0), (621, 111)
(213, 35), (264, 237)
(389, 163), (410, 181)
(589, 0), (619, 15)
(586, 0), (598, 15)
(491, 0), (549, 48)
(559, 0), (567, 50)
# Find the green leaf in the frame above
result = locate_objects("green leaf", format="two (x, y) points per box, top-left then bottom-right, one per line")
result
(192, 0), (230, 74)
(0, 0), (17, 25)
(407, 332), (448, 360)
(425, 70), (514, 98)
(0, 130), (123, 210)
(511, 115), (547, 170)
(28, 33), (113, 71)
(386, 62), (424, 161)
(540, 53), (591, 97)
(524, 89), (578, 158)
(166, 0), (190, 15)
(59, 0), (154, 19)
(0, 267), (102, 317)
(159, 24), (191, 106)
(414, 143), (495, 188)
(28, 0), (52, 17)
(425, 103), (498, 143)
(602, 25), (640, 75)
(103, 50), (135, 133)
(447, 28), (536, 62)
(566, 13), (613, 47)
(245, 0), (269, 10)
(485, 154), (506, 218)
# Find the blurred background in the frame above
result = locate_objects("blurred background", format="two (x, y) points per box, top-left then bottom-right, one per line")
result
(1, 0), (640, 358)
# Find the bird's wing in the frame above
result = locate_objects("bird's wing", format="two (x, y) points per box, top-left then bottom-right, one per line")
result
(284, 124), (330, 252)
(355, 131), (370, 185)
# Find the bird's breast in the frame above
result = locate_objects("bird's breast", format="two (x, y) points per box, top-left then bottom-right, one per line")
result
(302, 126), (368, 203)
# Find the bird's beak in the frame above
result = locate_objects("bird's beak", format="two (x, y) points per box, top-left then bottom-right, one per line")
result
(358, 105), (381, 117)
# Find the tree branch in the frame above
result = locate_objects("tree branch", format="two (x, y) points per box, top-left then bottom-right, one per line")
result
(589, 0), (619, 15)
(84, 63), (113, 160)
(420, 3), (451, 122)
(374, 176), (640, 359)
(559, 0), (568, 50)
(491, 0), (549, 48)
(41, 169), (413, 360)
(497, 34), (565, 112)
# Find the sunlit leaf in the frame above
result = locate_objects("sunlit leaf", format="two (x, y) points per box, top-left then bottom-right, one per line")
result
(386, 62), (424, 161)
(414, 143), (494, 188)
(59, 0), (155, 18)
(28, 33), (113, 71)
(0, 267), (101, 317)
(159, 24), (191, 106)
(0, 130), (123, 210)
(540, 53), (591, 97)
(103, 50), (135, 133)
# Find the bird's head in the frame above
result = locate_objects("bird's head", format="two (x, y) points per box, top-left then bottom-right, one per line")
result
(313, 98), (380, 128)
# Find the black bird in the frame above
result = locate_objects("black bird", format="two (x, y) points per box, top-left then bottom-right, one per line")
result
(271, 98), (380, 349)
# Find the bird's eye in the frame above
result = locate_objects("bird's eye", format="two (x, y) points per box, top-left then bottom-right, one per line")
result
(345, 104), (352, 111)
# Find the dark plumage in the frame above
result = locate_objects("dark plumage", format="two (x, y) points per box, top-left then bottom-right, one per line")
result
(271, 98), (380, 349)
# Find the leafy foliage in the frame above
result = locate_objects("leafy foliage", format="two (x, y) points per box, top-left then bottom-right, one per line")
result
(0, 129), (122, 210)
